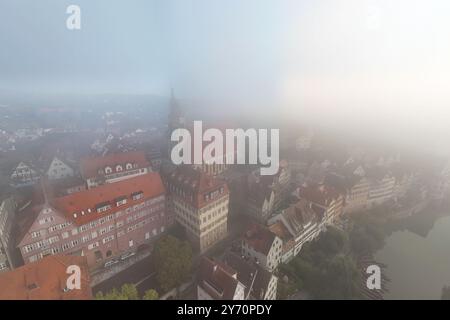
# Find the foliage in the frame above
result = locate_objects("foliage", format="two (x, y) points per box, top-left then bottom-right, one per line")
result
(95, 283), (139, 300)
(281, 226), (363, 299)
(349, 214), (386, 255)
(143, 289), (159, 300)
(152, 235), (193, 293)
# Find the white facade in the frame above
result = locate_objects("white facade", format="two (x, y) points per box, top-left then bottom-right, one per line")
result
(242, 235), (282, 272)
(368, 175), (396, 207)
(10, 162), (40, 186)
(46, 157), (75, 180)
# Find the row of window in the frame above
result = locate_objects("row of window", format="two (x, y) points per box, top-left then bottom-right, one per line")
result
(72, 191), (146, 219)
(102, 163), (138, 175)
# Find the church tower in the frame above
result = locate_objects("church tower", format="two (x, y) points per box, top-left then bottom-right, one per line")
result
(167, 89), (185, 158)
(168, 89), (185, 130)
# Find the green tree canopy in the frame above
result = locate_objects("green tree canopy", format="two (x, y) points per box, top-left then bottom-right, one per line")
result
(95, 283), (139, 300)
(143, 289), (159, 300)
(152, 235), (193, 292)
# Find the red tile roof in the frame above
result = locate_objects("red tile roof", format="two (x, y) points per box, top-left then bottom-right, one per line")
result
(242, 223), (277, 256)
(53, 172), (165, 226)
(80, 151), (150, 179)
(298, 184), (342, 207)
(162, 165), (229, 209)
(0, 255), (92, 300)
(198, 257), (240, 300)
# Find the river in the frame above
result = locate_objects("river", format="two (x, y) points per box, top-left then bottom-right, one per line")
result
(375, 213), (450, 299)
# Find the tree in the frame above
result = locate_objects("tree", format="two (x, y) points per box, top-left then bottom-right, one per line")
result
(95, 283), (139, 300)
(152, 235), (193, 293)
(120, 283), (139, 300)
(143, 289), (159, 300)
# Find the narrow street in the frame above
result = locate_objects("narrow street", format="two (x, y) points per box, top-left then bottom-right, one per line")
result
(92, 254), (158, 297)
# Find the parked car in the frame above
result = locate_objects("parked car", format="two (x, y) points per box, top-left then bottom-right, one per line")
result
(120, 251), (136, 261)
(104, 259), (119, 268)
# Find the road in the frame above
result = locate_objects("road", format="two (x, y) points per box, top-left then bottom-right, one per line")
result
(91, 214), (251, 297)
(92, 254), (158, 296)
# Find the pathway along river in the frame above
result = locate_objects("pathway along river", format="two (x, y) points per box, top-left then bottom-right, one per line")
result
(375, 212), (450, 299)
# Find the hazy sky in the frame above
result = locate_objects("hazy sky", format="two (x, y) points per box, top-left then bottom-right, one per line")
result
(1, 0), (450, 148)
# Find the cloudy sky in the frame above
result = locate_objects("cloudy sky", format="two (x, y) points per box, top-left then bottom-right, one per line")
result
(1, 0), (450, 148)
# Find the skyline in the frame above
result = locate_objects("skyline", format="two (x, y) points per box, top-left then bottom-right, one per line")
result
(1, 0), (450, 151)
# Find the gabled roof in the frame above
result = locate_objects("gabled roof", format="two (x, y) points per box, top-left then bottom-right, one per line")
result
(198, 257), (241, 300)
(0, 255), (92, 300)
(242, 223), (278, 256)
(46, 156), (74, 172)
(53, 172), (165, 226)
(297, 184), (343, 207)
(80, 151), (150, 179)
(15, 184), (49, 246)
(282, 199), (318, 235)
(223, 252), (274, 300)
(161, 165), (229, 209)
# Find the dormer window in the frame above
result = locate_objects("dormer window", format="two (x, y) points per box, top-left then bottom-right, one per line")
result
(131, 191), (144, 201)
(96, 202), (111, 213)
(116, 196), (127, 207)
(116, 165), (123, 172)
(73, 213), (77, 218)
(105, 167), (112, 174)
(126, 163), (133, 170)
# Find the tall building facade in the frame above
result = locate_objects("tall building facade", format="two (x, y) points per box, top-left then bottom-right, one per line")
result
(162, 165), (229, 253)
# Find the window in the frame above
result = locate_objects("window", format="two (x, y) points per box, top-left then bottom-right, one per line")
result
(39, 216), (54, 225)
(116, 165), (123, 172)
(131, 191), (143, 201)
(88, 242), (99, 250)
(105, 167), (112, 174)
(96, 203), (111, 213)
(102, 235), (114, 244)
(116, 197), (127, 207)
(126, 163), (133, 170)
(31, 231), (41, 238)
(94, 250), (103, 261)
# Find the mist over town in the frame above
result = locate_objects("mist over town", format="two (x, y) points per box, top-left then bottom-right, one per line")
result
(0, 0), (449, 305)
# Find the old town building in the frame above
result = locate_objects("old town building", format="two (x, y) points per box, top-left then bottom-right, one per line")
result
(162, 165), (229, 253)
(16, 173), (168, 269)
(80, 151), (152, 189)
(241, 223), (282, 272)
(0, 255), (92, 300)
